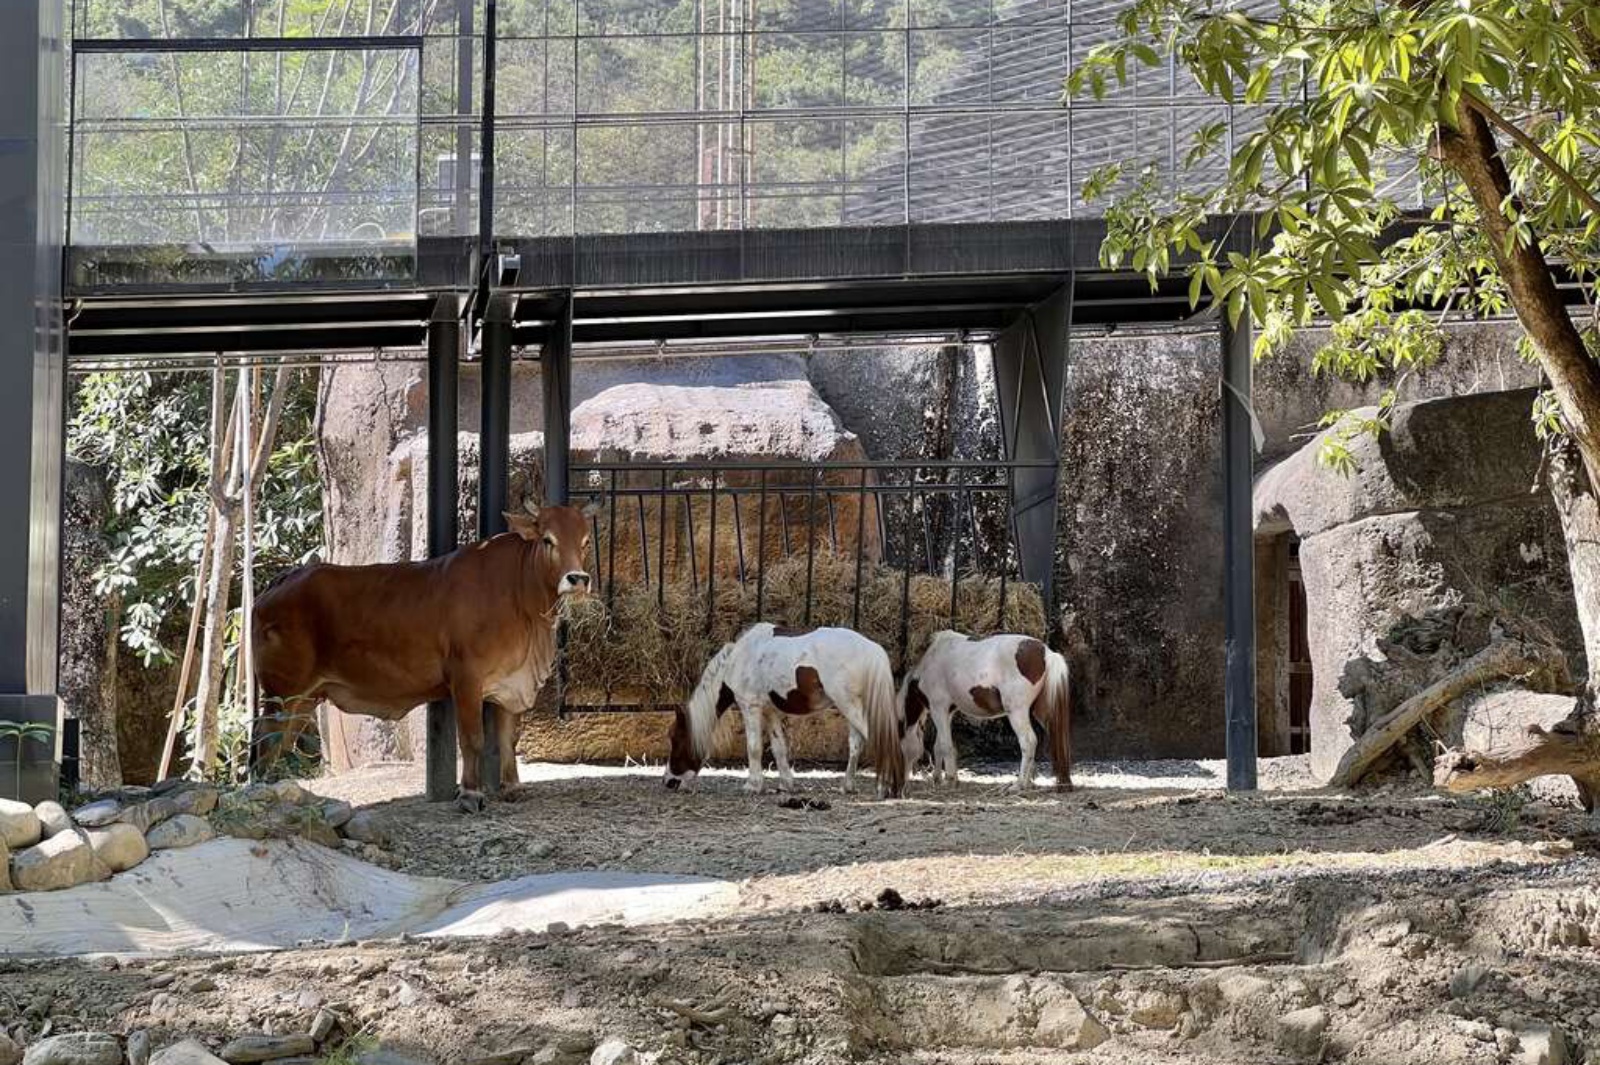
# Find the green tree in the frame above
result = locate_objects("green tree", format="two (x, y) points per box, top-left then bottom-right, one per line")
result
(1068, 0), (1600, 796)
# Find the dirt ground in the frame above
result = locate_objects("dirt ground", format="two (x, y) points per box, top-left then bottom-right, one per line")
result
(5, 756), (1600, 1065)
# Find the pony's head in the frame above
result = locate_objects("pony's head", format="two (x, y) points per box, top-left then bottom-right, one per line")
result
(664, 641), (739, 790)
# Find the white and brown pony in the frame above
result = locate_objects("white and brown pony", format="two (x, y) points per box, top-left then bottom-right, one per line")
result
(664, 623), (906, 798)
(899, 630), (1073, 791)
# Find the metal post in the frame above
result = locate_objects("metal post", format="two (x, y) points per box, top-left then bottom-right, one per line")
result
(1222, 311), (1258, 791)
(477, 292), (513, 794)
(0, 0), (66, 803)
(542, 292), (573, 505)
(425, 294), (461, 803)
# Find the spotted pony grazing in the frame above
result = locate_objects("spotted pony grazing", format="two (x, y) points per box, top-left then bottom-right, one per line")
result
(664, 623), (906, 798)
(899, 630), (1073, 791)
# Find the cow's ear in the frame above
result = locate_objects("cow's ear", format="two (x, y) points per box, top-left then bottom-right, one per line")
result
(504, 511), (542, 540)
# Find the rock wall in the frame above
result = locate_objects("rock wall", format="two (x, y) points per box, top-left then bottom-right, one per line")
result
(1254, 387), (1580, 782)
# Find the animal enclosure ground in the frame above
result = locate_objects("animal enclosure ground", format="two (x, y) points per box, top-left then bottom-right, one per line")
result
(6, 757), (1600, 1065)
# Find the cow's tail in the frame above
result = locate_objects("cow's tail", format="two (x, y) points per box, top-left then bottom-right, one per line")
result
(1034, 647), (1073, 792)
(866, 649), (905, 799)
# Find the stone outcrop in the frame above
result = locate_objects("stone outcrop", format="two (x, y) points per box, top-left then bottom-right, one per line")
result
(1253, 388), (1581, 782)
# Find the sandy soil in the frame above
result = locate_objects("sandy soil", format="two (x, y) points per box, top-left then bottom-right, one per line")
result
(4, 757), (1598, 1065)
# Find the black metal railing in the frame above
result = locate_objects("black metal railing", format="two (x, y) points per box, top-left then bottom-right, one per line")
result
(558, 456), (1053, 712)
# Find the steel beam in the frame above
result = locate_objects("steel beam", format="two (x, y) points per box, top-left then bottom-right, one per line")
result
(990, 276), (1072, 619)
(476, 292), (514, 794)
(425, 294), (461, 803)
(1222, 312), (1258, 791)
(542, 292), (574, 506)
(0, 0), (66, 803)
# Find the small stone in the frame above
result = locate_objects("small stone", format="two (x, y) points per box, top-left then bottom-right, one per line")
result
(71, 799), (122, 828)
(20, 1033), (122, 1065)
(1216, 972), (1273, 1005)
(149, 1041), (229, 1065)
(320, 802), (353, 830)
(1129, 989), (1186, 1029)
(87, 823), (149, 873)
(271, 781), (309, 806)
(308, 1009), (339, 1044)
(1516, 1023), (1568, 1065)
(149, 973), (176, 989)
(1275, 1006), (1329, 1057)
(0, 798), (42, 849)
(588, 1040), (636, 1065)
(1496, 1029), (1521, 1054)
(546, 921), (571, 936)
(340, 811), (390, 847)
(1450, 964), (1489, 999)
(184, 977), (218, 994)
(146, 815), (216, 852)
(1372, 919), (1411, 948)
(218, 1036), (315, 1064)
(770, 1015), (797, 1039)
(127, 1032), (151, 1065)
(1331, 986), (1359, 1008)
(0, 1032), (20, 1065)
(12, 830), (109, 891)
(394, 981), (421, 1007)
(33, 802), (71, 840)
(560, 987), (582, 1009)
(1456, 1020), (1496, 1043)
(171, 787), (219, 818)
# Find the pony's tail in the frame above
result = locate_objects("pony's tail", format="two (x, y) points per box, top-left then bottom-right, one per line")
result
(1035, 648), (1073, 792)
(866, 650), (905, 798)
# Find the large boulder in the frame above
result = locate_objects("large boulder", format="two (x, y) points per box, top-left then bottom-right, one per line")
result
(1254, 388), (1582, 782)
(0, 799), (41, 849)
(87, 822), (149, 873)
(11, 829), (110, 891)
(145, 814), (216, 851)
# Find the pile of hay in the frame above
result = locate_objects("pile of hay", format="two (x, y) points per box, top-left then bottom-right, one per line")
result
(559, 552), (1047, 705)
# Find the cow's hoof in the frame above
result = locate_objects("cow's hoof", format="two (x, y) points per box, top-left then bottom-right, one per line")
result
(456, 789), (486, 813)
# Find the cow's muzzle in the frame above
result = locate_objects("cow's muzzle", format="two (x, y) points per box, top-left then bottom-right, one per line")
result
(559, 571), (591, 595)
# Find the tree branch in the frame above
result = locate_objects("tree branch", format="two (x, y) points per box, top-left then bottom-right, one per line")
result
(1461, 89), (1600, 218)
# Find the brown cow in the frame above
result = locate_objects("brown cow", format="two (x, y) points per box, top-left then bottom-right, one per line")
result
(250, 504), (594, 812)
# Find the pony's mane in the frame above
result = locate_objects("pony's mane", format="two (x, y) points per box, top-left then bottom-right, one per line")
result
(686, 639), (739, 757)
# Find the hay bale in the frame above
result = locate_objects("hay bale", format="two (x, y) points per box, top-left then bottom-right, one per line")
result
(516, 555), (1047, 764)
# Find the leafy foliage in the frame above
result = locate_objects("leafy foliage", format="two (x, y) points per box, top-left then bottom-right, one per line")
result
(68, 370), (323, 667)
(1065, 0), (1600, 466)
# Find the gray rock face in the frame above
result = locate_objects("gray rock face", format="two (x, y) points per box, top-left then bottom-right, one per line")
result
(146, 814), (216, 851)
(11, 829), (109, 891)
(87, 822), (149, 873)
(0, 799), (41, 849)
(170, 787), (220, 817)
(19, 1033), (122, 1065)
(1254, 388), (1581, 781)
(34, 801), (72, 839)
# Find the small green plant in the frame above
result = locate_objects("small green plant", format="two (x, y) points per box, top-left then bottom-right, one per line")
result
(315, 1031), (376, 1065)
(0, 720), (56, 800)
(1469, 785), (1533, 834)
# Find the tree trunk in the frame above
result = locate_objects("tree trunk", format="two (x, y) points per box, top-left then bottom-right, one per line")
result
(1429, 103), (1600, 798)
(189, 499), (238, 778)
(79, 588), (124, 789)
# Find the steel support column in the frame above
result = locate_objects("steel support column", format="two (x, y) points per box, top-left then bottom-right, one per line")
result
(991, 277), (1072, 619)
(0, 0), (66, 803)
(1222, 312), (1258, 791)
(476, 292), (514, 794)
(425, 294), (461, 803)
(542, 292), (573, 505)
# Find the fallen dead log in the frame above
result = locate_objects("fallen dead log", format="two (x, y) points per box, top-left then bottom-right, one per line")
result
(1329, 636), (1569, 788)
(1434, 702), (1600, 810)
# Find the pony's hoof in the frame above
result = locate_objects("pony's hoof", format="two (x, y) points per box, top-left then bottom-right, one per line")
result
(456, 789), (486, 813)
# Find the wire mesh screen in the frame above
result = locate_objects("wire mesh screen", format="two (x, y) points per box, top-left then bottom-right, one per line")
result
(70, 39), (422, 286)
